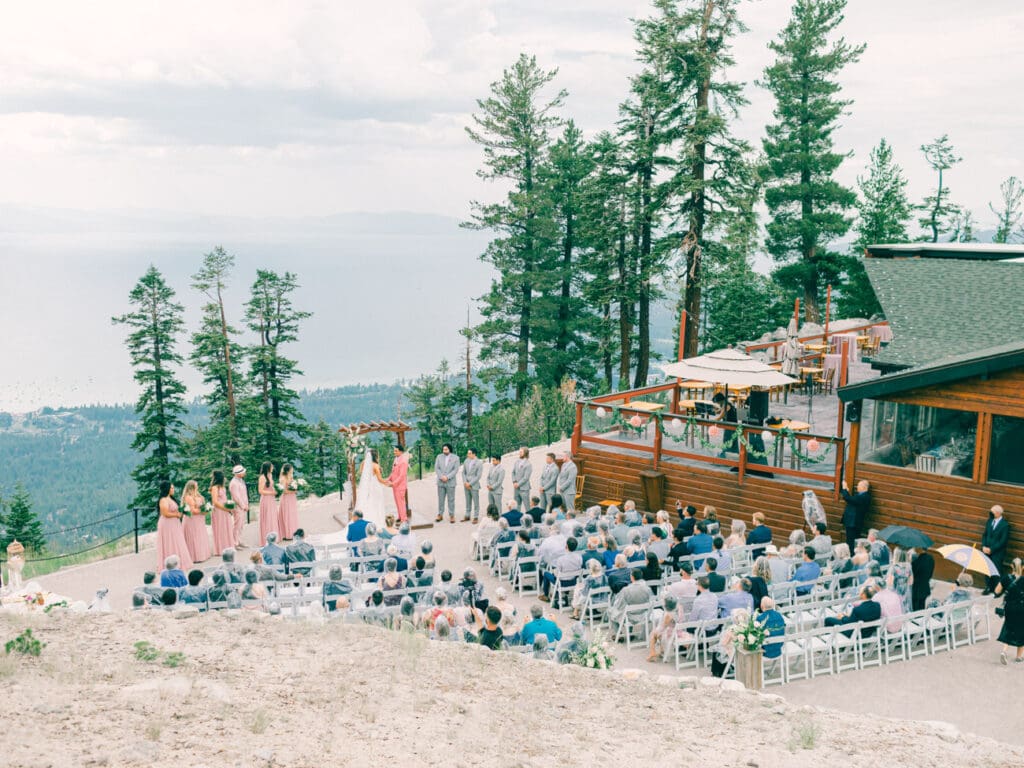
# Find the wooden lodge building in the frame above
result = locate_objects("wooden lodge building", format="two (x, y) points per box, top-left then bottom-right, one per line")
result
(571, 244), (1024, 565)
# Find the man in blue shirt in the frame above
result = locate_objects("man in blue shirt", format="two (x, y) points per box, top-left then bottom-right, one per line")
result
(746, 512), (773, 559)
(792, 546), (822, 595)
(520, 603), (563, 646)
(346, 510), (370, 549)
(756, 596), (786, 659)
(686, 521), (714, 569)
(159, 555), (187, 588)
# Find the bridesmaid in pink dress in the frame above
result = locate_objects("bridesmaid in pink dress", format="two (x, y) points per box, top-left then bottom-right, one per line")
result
(156, 481), (194, 573)
(209, 470), (234, 558)
(258, 462), (278, 546)
(180, 480), (211, 563)
(277, 463), (299, 541)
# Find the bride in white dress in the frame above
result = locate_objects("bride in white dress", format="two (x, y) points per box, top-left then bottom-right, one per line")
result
(356, 448), (390, 529)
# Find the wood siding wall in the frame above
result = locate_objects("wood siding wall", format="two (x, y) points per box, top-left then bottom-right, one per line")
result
(884, 369), (1024, 418)
(577, 446), (844, 547)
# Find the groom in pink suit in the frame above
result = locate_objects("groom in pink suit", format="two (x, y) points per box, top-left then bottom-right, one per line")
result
(386, 446), (410, 523)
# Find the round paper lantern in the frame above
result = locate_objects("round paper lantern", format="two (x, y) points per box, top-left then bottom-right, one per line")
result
(629, 415), (643, 428)
(595, 407), (607, 419)
(807, 438), (821, 452)
(761, 430), (773, 443)
(708, 425), (721, 438)
(670, 418), (683, 432)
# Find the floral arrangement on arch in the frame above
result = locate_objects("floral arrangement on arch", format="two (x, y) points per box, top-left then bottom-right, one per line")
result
(729, 609), (767, 652)
(341, 425), (369, 463)
(573, 632), (615, 670)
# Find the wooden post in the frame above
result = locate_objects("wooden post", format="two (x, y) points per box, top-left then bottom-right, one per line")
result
(833, 438), (844, 500)
(572, 401), (584, 454)
(845, 420), (860, 490)
(653, 419), (663, 471)
(677, 309), (687, 361)
(737, 435), (747, 485)
(823, 284), (832, 345)
(835, 338), (850, 439)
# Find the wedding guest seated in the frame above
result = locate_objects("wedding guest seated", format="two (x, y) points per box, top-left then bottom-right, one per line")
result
(502, 501), (524, 529)
(747, 557), (771, 610)
(521, 603), (563, 646)
(440, 569), (461, 606)
(407, 556), (434, 593)
(478, 605), (506, 650)
(851, 543), (871, 575)
(136, 571), (165, 605)
(704, 557), (725, 593)
(666, 530), (688, 571)
(396, 597), (417, 632)
(571, 558), (608, 620)
(710, 536), (731, 573)
(423, 591), (457, 634)
(691, 576), (720, 628)
(702, 505), (720, 536)
(433, 615), (454, 642)
(608, 568), (654, 630)
(643, 552), (662, 586)
(581, 536), (604, 568)
(360, 523), (386, 568)
(489, 518), (517, 569)
(648, 593), (685, 662)
(825, 583), (881, 637)
(361, 590), (390, 627)
(458, 567), (487, 611)
(647, 527), (671, 563)
(531, 634), (556, 661)
(260, 532), (286, 565)
(809, 522), (833, 559)
(527, 496), (546, 524)
(674, 504), (698, 539)
(724, 519), (747, 549)
(830, 543), (858, 589)
(557, 622), (588, 664)
(757, 596), (786, 659)
(928, 572), (974, 610)
(380, 514), (399, 543)
(549, 495), (566, 520)
(346, 510), (370, 549)
(781, 529), (806, 558)
(324, 565), (354, 612)
(606, 554), (633, 594)
(540, 537), (583, 602)
(666, 561), (698, 599)
(747, 512), (773, 558)
(249, 551), (291, 583)
(537, 521), (569, 569)
(380, 558), (406, 606)
(283, 529), (316, 576)
(208, 571), (237, 607)
(602, 537), (620, 570)
(872, 581), (905, 633)
(623, 500), (641, 526)
(792, 547), (822, 595)
(419, 540), (435, 569)
(611, 511), (631, 548)
(717, 577), (754, 618)
(867, 528), (890, 566)
(514, 530), (537, 573)
(687, 521), (714, 568)
(625, 534), (646, 564)
(389, 523), (417, 569)
(522, 515), (541, 541)
(160, 555), (188, 588)
(179, 569), (208, 606)
(764, 545), (791, 584)
(218, 548), (246, 583)
(472, 507), (502, 551)
(241, 569), (268, 601)
(654, 510), (672, 538)
(492, 587), (519, 642)
(161, 588), (178, 608)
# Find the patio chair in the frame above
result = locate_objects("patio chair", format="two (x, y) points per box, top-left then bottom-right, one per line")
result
(598, 479), (625, 511)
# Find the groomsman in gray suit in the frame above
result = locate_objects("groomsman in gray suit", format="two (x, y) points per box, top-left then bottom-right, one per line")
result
(462, 448), (483, 523)
(434, 444), (460, 523)
(538, 452), (558, 511)
(556, 451), (578, 513)
(511, 447), (532, 512)
(486, 455), (505, 512)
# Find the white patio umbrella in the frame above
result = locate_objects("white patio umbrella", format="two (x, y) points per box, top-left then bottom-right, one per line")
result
(661, 348), (799, 388)
(781, 317), (803, 377)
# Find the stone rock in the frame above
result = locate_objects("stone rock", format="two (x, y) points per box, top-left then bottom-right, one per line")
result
(619, 668), (646, 681)
(254, 748), (275, 765)
(758, 693), (786, 705)
(720, 680), (746, 693)
(699, 676), (722, 689)
(921, 720), (961, 743)
(193, 678), (232, 703)
(676, 676), (699, 689)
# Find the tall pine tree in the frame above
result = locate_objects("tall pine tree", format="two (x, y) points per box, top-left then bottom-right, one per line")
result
(990, 176), (1023, 244)
(0, 485), (46, 554)
(760, 0), (864, 322)
(190, 247), (247, 473)
(839, 138), (910, 318)
(917, 134), (961, 242)
(244, 270), (311, 468)
(113, 266), (188, 523)
(464, 54), (565, 401)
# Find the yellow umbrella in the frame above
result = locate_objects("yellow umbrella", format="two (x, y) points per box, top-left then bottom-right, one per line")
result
(936, 544), (999, 576)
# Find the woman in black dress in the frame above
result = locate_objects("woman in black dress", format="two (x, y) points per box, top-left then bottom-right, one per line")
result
(995, 558), (1024, 664)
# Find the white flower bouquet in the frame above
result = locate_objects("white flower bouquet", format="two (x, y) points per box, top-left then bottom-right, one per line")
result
(573, 634), (615, 671)
(274, 482), (285, 494)
(201, 501), (213, 515)
(729, 608), (767, 652)
(181, 504), (192, 517)
(224, 493), (236, 510)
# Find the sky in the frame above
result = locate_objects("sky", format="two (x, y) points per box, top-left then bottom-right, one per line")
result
(2, 0), (1023, 411)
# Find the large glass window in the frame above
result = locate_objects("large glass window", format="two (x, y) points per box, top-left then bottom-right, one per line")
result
(859, 400), (976, 478)
(990, 415), (1024, 486)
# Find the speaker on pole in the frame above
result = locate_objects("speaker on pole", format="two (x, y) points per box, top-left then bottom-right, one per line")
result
(845, 399), (862, 423)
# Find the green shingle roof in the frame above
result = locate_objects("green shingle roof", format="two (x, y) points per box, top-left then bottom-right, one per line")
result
(863, 258), (1024, 370)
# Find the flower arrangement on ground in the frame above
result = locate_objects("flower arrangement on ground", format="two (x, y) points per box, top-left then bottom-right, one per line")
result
(573, 632), (615, 670)
(729, 609), (767, 652)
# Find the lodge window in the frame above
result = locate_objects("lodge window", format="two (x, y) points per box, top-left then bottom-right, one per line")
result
(859, 400), (976, 478)
(990, 415), (1024, 487)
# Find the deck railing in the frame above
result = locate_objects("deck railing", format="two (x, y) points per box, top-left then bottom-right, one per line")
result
(743, 320), (890, 361)
(571, 385), (846, 498)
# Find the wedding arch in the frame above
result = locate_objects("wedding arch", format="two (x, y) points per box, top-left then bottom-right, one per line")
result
(337, 421), (413, 511)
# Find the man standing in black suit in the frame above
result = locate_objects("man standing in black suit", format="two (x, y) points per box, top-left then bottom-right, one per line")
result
(982, 504), (1010, 594)
(840, 479), (871, 552)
